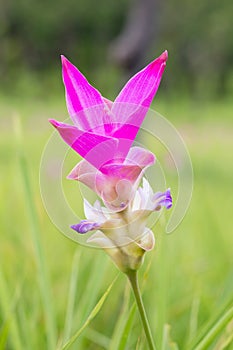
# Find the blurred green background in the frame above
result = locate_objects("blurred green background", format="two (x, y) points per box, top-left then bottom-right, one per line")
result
(0, 0), (233, 349)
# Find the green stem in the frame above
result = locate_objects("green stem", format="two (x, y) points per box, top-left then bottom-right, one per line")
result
(126, 270), (156, 350)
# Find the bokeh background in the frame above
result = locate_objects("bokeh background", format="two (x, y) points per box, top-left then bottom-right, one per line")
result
(1, 0), (233, 349)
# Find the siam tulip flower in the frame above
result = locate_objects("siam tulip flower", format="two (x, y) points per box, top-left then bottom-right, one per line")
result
(49, 51), (172, 350)
(71, 178), (172, 273)
(49, 51), (168, 209)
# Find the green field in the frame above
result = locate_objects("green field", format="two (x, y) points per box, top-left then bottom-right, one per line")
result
(0, 91), (233, 349)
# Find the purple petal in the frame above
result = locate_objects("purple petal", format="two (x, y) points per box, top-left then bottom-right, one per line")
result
(71, 220), (100, 234)
(153, 188), (172, 210)
(61, 55), (107, 131)
(49, 119), (119, 169)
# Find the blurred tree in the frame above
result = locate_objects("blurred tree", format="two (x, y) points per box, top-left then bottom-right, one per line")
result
(0, 0), (232, 97)
(108, 0), (161, 75)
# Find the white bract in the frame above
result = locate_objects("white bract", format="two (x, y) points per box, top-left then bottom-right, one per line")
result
(71, 178), (172, 272)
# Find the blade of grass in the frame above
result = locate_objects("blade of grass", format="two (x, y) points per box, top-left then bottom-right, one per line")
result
(213, 320), (233, 350)
(192, 304), (233, 350)
(76, 253), (109, 326)
(109, 282), (131, 350)
(17, 302), (33, 350)
(63, 249), (81, 343)
(0, 269), (23, 350)
(161, 324), (179, 350)
(15, 117), (57, 349)
(84, 328), (110, 349)
(0, 321), (10, 350)
(156, 221), (169, 349)
(118, 303), (136, 350)
(62, 274), (119, 350)
(187, 297), (200, 345)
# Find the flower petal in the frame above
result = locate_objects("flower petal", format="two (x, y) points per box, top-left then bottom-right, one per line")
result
(84, 199), (106, 222)
(125, 147), (155, 168)
(136, 228), (155, 251)
(67, 159), (105, 196)
(110, 51), (168, 154)
(71, 220), (100, 234)
(112, 51), (168, 112)
(87, 230), (116, 248)
(137, 178), (154, 210)
(49, 119), (119, 169)
(153, 188), (172, 210)
(101, 147), (155, 180)
(100, 163), (142, 181)
(61, 55), (107, 132)
(112, 121), (141, 158)
(67, 148), (155, 211)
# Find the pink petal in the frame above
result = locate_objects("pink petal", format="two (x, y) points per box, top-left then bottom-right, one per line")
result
(102, 97), (113, 110)
(113, 51), (168, 111)
(125, 147), (155, 168)
(67, 160), (101, 195)
(100, 147), (155, 183)
(67, 159), (96, 181)
(111, 108), (147, 157)
(67, 147), (155, 210)
(101, 163), (142, 182)
(68, 160), (118, 204)
(109, 51), (168, 154)
(49, 119), (118, 169)
(101, 147), (155, 186)
(61, 55), (107, 132)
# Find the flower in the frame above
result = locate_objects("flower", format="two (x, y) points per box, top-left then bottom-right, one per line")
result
(49, 51), (168, 209)
(71, 178), (172, 272)
(67, 146), (155, 210)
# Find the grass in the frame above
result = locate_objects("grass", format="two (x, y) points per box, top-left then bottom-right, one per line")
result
(0, 87), (233, 349)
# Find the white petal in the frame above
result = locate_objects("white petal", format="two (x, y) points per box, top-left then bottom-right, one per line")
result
(142, 177), (153, 198)
(137, 228), (155, 251)
(93, 200), (107, 219)
(137, 178), (154, 210)
(87, 230), (114, 248)
(84, 199), (106, 222)
(131, 190), (142, 211)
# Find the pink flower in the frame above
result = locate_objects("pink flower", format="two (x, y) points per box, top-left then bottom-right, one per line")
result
(67, 146), (155, 209)
(50, 51), (168, 209)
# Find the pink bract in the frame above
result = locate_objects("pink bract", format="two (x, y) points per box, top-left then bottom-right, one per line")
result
(49, 51), (168, 168)
(49, 51), (168, 208)
(67, 147), (155, 210)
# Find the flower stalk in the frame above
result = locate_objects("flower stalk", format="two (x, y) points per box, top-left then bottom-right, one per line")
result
(126, 270), (156, 350)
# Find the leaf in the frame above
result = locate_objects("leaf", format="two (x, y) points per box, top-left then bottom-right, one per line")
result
(63, 250), (81, 343)
(192, 303), (233, 350)
(0, 269), (23, 350)
(16, 116), (57, 349)
(75, 253), (109, 326)
(161, 324), (179, 350)
(109, 282), (131, 350)
(84, 328), (110, 349)
(118, 303), (136, 350)
(61, 274), (119, 350)
(0, 321), (10, 350)
(213, 320), (233, 350)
